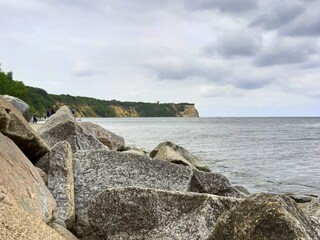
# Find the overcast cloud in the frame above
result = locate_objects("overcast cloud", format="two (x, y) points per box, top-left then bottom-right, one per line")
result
(0, 0), (319, 116)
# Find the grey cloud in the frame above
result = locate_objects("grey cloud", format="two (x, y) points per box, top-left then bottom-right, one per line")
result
(148, 58), (228, 82)
(72, 69), (104, 77)
(280, 14), (320, 36)
(250, 3), (304, 30)
(300, 59), (320, 69)
(254, 40), (318, 67)
(233, 78), (273, 90)
(148, 57), (273, 90)
(203, 31), (261, 57)
(185, 0), (257, 13)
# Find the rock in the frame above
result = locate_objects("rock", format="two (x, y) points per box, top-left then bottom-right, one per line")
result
(289, 194), (313, 203)
(0, 133), (56, 222)
(119, 146), (148, 155)
(73, 149), (193, 237)
(37, 106), (106, 153)
(0, 105), (10, 132)
(80, 121), (125, 150)
(207, 193), (320, 240)
(234, 185), (251, 195)
(190, 169), (244, 198)
(36, 167), (48, 185)
(48, 141), (75, 229)
(49, 223), (79, 240)
(0, 97), (49, 162)
(304, 197), (320, 237)
(0, 203), (65, 240)
(154, 145), (194, 168)
(306, 197), (320, 218)
(52, 218), (67, 229)
(35, 152), (50, 173)
(2, 95), (31, 121)
(120, 149), (146, 156)
(150, 141), (210, 172)
(87, 187), (241, 239)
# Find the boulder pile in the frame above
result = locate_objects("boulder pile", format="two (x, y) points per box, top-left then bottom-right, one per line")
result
(0, 96), (319, 240)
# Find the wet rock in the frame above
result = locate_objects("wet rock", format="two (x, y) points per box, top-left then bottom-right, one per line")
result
(190, 169), (244, 198)
(37, 106), (106, 153)
(0, 203), (65, 240)
(2, 95), (31, 121)
(48, 141), (75, 229)
(87, 187), (241, 240)
(0, 133), (56, 222)
(0, 97), (49, 162)
(73, 149), (193, 237)
(150, 141), (211, 172)
(80, 121), (125, 150)
(207, 193), (320, 240)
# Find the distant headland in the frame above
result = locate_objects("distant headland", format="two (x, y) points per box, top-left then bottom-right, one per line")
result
(0, 69), (199, 118)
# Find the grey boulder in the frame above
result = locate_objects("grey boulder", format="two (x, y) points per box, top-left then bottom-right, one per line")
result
(190, 169), (244, 198)
(48, 141), (75, 229)
(87, 187), (242, 240)
(151, 141), (211, 172)
(73, 149), (193, 237)
(80, 121), (125, 150)
(2, 95), (31, 121)
(207, 193), (320, 240)
(37, 106), (106, 153)
(0, 97), (49, 162)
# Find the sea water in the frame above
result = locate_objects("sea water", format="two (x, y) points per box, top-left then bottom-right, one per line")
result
(82, 117), (320, 195)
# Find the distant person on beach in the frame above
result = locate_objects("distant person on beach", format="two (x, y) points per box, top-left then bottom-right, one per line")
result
(46, 109), (51, 118)
(33, 114), (37, 124)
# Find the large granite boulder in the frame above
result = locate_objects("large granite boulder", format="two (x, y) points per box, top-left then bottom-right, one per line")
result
(80, 121), (125, 150)
(304, 197), (320, 236)
(73, 149), (193, 237)
(0, 133), (56, 222)
(150, 141), (211, 172)
(87, 187), (241, 239)
(0, 203), (65, 240)
(2, 95), (31, 121)
(190, 169), (244, 198)
(0, 97), (49, 162)
(207, 193), (320, 240)
(37, 106), (106, 152)
(48, 141), (75, 229)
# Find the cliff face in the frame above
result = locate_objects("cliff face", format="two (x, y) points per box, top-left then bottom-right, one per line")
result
(109, 105), (140, 117)
(177, 104), (199, 117)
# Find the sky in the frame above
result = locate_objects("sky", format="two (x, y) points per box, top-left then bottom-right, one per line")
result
(0, 0), (319, 117)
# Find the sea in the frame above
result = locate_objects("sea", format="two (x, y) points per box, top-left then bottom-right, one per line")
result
(82, 117), (320, 196)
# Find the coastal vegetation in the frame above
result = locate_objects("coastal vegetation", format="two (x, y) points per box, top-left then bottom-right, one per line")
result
(0, 68), (198, 117)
